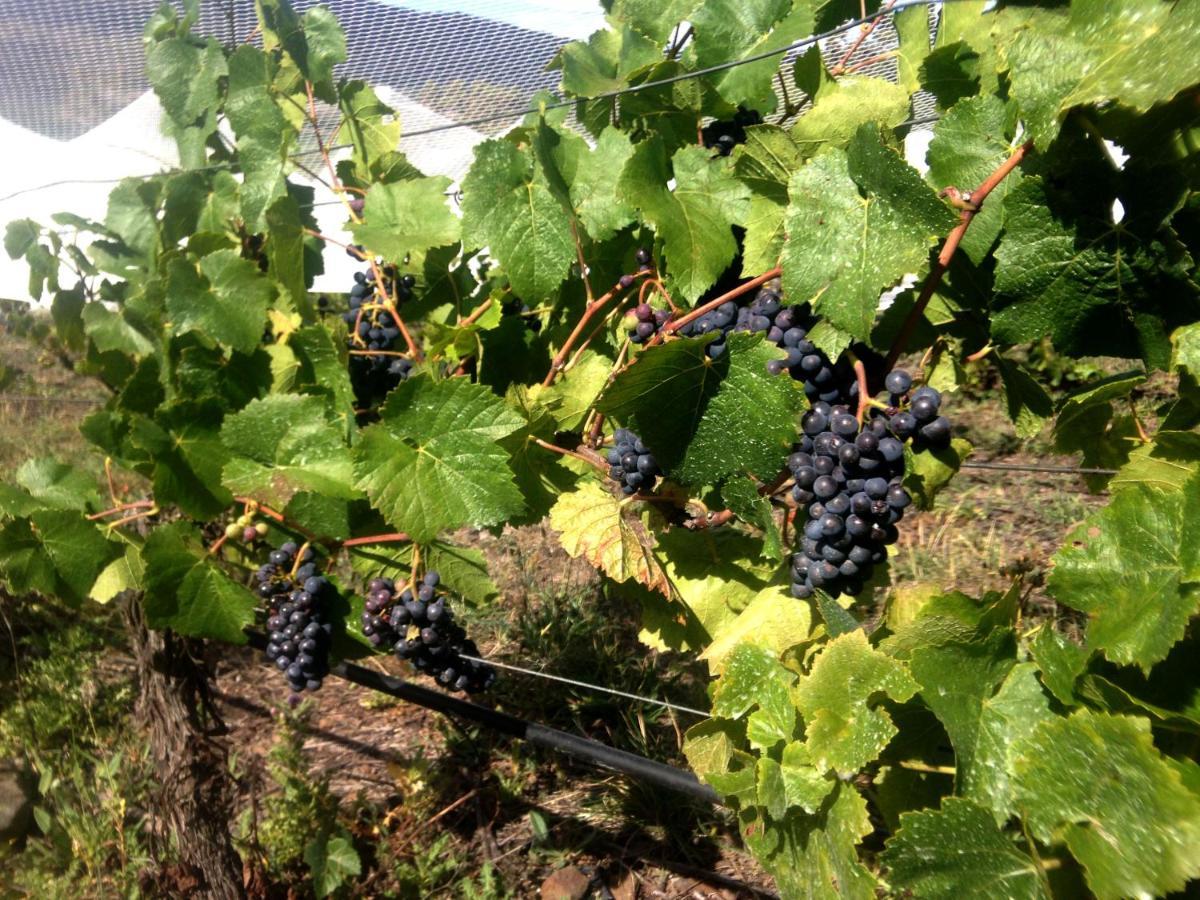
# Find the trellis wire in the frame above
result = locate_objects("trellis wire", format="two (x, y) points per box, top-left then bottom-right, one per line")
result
(458, 653), (710, 718)
(960, 461), (1118, 476)
(244, 629), (720, 804)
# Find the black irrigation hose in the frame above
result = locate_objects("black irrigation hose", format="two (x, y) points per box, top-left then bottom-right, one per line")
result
(244, 630), (721, 806)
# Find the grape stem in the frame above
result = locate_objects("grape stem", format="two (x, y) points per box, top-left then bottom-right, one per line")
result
(459, 296), (494, 326)
(964, 343), (994, 363)
(884, 140), (1033, 372)
(686, 466), (791, 530)
(830, 0), (897, 75)
(569, 218), (595, 304)
(341, 532), (412, 548)
(533, 438), (609, 473)
(846, 351), (871, 424)
(87, 499), (155, 521)
(657, 267), (783, 341)
(541, 271), (648, 387)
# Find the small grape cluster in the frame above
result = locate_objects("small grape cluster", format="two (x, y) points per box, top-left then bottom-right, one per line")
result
(259, 543), (332, 696)
(387, 572), (496, 693)
(224, 508), (268, 545)
(787, 371), (951, 600)
(606, 428), (661, 495)
(626, 302), (671, 345)
(702, 107), (763, 156)
(343, 269), (416, 407)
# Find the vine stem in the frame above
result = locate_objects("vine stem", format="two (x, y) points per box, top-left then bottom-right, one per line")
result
(830, 0), (897, 75)
(87, 500), (155, 521)
(306, 81), (359, 226)
(459, 296), (494, 326)
(884, 140), (1033, 372)
(341, 532), (411, 548)
(533, 438), (609, 473)
(687, 466), (792, 530)
(569, 218), (595, 304)
(847, 351), (870, 423)
(964, 343), (994, 363)
(658, 268), (782, 341)
(541, 272), (646, 388)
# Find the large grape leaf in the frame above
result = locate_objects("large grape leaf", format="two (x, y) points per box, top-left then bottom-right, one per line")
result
(701, 586), (810, 675)
(712, 642), (797, 751)
(926, 95), (1021, 264)
(460, 139), (575, 301)
(548, 481), (669, 596)
(568, 127), (637, 241)
(782, 126), (956, 340)
(741, 782), (877, 900)
(1048, 475), (1200, 671)
(732, 126), (802, 273)
(996, 0), (1200, 149)
(165, 250), (274, 355)
(349, 177), (460, 263)
(597, 333), (804, 485)
(549, 22), (662, 97)
(145, 35), (226, 167)
(336, 81), (401, 178)
(883, 798), (1049, 900)
(0, 510), (122, 607)
(11, 458), (102, 513)
(790, 77), (911, 161)
(690, 0), (814, 110)
(991, 175), (1197, 365)
(353, 377), (525, 542)
(619, 141), (751, 302)
(792, 630), (918, 774)
(224, 46), (293, 229)
(1013, 710), (1200, 900)
(142, 523), (257, 645)
(220, 394), (358, 509)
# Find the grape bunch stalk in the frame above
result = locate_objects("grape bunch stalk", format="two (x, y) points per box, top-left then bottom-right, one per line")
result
(384, 571), (496, 693)
(787, 371), (951, 600)
(607, 428), (661, 495)
(343, 268), (416, 407)
(259, 542), (333, 697)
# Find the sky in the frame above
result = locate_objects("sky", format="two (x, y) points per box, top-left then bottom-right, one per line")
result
(381, 0), (606, 39)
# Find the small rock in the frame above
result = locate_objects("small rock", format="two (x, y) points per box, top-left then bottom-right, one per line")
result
(609, 868), (639, 900)
(0, 757), (36, 845)
(541, 865), (592, 900)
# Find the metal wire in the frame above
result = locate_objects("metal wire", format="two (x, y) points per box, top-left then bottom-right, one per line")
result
(960, 461), (1117, 476)
(459, 654), (710, 718)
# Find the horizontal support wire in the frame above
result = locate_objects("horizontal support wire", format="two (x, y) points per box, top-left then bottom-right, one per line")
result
(458, 653), (711, 718)
(960, 461), (1117, 476)
(243, 629), (720, 804)
(0, 1), (961, 206)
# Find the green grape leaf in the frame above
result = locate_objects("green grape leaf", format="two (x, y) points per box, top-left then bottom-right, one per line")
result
(791, 77), (911, 160)
(221, 394), (357, 509)
(224, 46), (293, 229)
(1028, 625), (1090, 706)
(304, 830), (361, 900)
(90, 546), (145, 605)
(461, 139), (575, 301)
(995, 358), (1053, 440)
(297, 6), (348, 91)
(597, 333), (805, 486)
(700, 588), (811, 672)
(569, 127), (637, 241)
(620, 141), (751, 303)
(13, 458), (101, 512)
(353, 377), (525, 542)
(782, 126), (956, 340)
(1014, 710), (1200, 900)
(0, 510), (122, 607)
(719, 476), (784, 561)
(793, 630), (918, 774)
(549, 481), (670, 595)
(991, 176), (1194, 364)
(551, 23), (662, 96)
(141, 523), (256, 644)
(712, 643), (797, 752)
(904, 438), (972, 510)
(997, 0), (1200, 149)
(349, 177), (460, 263)
(165, 250), (274, 355)
(337, 81), (401, 178)
(691, 0), (814, 110)
(655, 528), (770, 641)
(926, 95), (1021, 264)
(1048, 475), (1200, 671)
(883, 798), (1049, 900)
(145, 36), (226, 167)
(742, 782), (877, 900)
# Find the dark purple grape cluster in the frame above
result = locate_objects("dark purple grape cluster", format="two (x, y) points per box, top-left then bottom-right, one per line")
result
(626, 302), (671, 345)
(386, 572), (496, 693)
(702, 106), (763, 156)
(259, 542), (332, 696)
(787, 371), (951, 600)
(606, 428), (661, 495)
(343, 268), (416, 407)
(360, 575), (399, 648)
